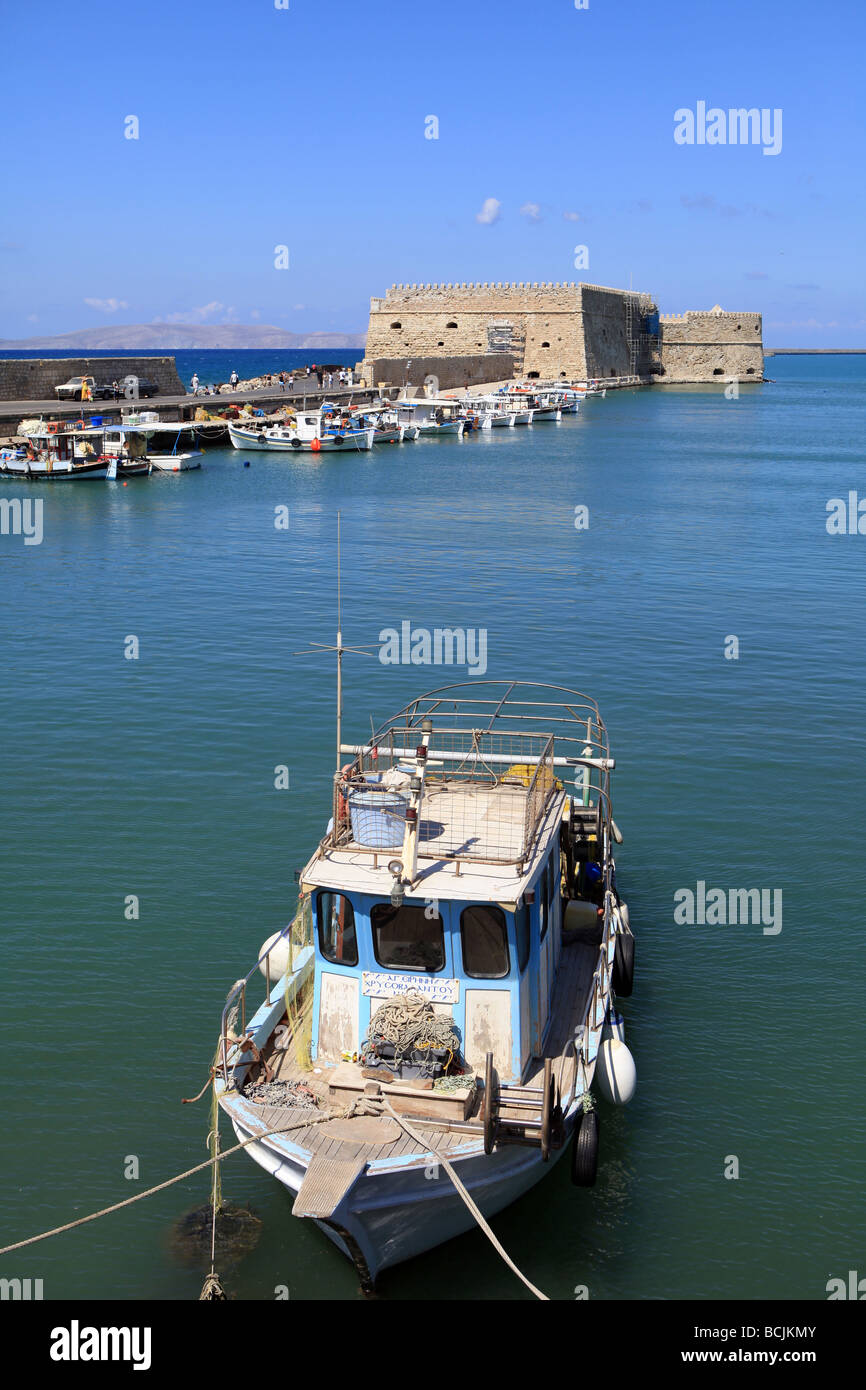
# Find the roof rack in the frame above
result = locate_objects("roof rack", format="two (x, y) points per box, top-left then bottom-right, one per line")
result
(330, 682), (614, 870)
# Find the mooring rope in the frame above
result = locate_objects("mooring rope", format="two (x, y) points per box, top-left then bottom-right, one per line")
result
(2, 1079), (550, 1301)
(0, 1111), (336, 1258)
(360, 1094), (549, 1301)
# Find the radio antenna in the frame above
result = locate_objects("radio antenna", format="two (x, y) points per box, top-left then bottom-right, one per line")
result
(294, 511), (378, 771)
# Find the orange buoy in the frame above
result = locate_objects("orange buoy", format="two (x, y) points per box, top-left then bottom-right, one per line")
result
(310, 437), (322, 452)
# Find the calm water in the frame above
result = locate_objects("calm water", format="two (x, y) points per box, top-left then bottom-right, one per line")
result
(1, 357), (864, 1301)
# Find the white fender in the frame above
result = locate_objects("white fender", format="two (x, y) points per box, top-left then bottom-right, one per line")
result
(258, 930), (293, 981)
(601, 1009), (626, 1044)
(595, 1038), (636, 1105)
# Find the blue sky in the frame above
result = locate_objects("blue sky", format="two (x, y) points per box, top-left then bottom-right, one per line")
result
(2, 0), (864, 346)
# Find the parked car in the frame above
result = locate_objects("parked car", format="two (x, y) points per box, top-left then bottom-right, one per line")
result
(54, 375), (160, 401)
(54, 375), (111, 401)
(132, 378), (159, 399)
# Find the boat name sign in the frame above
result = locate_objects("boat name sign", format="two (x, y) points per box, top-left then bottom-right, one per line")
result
(362, 972), (459, 1004)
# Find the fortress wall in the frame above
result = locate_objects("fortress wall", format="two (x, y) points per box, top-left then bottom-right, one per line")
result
(361, 353), (516, 392)
(658, 311), (764, 381)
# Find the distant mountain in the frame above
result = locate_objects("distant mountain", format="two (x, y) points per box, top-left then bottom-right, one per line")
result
(0, 323), (367, 351)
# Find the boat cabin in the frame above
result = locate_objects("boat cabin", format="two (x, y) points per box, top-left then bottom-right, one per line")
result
(298, 684), (613, 1085)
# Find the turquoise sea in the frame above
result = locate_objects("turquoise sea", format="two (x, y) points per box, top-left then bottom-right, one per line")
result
(1, 356), (864, 1301)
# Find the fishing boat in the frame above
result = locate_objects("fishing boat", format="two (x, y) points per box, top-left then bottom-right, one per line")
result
(0, 421), (113, 480)
(352, 407), (419, 443)
(463, 395), (516, 429)
(499, 387), (562, 422)
(228, 411), (375, 453)
(394, 399), (465, 436)
(214, 678), (637, 1290)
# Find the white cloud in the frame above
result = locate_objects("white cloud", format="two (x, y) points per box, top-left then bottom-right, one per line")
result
(84, 297), (128, 313)
(520, 202), (542, 223)
(563, 210), (581, 222)
(475, 197), (502, 225)
(250, 309), (261, 320)
(155, 301), (225, 324)
(26, 313), (38, 322)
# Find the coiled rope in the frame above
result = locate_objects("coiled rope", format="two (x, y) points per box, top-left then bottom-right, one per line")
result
(362, 991), (460, 1070)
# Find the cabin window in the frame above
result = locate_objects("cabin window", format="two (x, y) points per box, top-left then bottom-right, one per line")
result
(514, 901), (530, 973)
(371, 902), (445, 972)
(461, 905), (509, 979)
(539, 864), (549, 941)
(317, 891), (358, 966)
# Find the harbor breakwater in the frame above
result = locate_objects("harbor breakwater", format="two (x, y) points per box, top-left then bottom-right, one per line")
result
(0, 356), (185, 400)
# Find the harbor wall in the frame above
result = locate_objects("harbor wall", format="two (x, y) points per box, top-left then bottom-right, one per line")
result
(658, 310), (764, 382)
(0, 356), (186, 401)
(360, 353), (516, 392)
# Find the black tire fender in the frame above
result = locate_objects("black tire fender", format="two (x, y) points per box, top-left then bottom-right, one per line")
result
(571, 1106), (599, 1187)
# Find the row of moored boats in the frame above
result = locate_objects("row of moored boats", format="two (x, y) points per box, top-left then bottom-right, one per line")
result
(0, 382), (606, 479)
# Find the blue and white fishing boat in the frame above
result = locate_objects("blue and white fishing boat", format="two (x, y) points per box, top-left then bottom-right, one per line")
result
(215, 674), (637, 1290)
(228, 410), (375, 453)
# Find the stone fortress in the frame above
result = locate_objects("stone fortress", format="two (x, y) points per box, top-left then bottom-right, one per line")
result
(357, 282), (763, 390)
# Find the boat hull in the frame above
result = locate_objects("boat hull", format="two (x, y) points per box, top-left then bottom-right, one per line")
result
(227, 1106), (575, 1284)
(0, 456), (111, 481)
(228, 425), (374, 452)
(148, 453), (202, 471)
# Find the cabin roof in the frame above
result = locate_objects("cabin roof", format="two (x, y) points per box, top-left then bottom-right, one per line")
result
(302, 785), (566, 904)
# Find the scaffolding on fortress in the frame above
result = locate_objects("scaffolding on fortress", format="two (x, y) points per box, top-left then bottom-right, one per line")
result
(624, 293), (662, 377)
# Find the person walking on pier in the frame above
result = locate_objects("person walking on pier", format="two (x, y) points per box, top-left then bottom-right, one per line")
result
(191, 372), (200, 395)
(229, 369), (239, 389)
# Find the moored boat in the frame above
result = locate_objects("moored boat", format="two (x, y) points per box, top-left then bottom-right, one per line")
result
(395, 399), (465, 436)
(228, 411), (375, 453)
(214, 680), (636, 1290)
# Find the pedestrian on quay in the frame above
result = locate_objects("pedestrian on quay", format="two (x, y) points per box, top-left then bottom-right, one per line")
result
(317, 368), (324, 387)
(191, 372), (200, 394)
(229, 369), (239, 389)
(287, 373), (294, 391)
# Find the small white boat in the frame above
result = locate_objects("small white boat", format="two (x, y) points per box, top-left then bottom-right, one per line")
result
(228, 411), (375, 453)
(395, 399), (465, 436)
(354, 407), (419, 443)
(500, 386), (562, 421)
(463, 396), (516, 429)
(214, 679), (636, 1291)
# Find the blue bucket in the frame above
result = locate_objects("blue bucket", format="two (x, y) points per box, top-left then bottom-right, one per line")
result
(348, 790), (409, 847)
